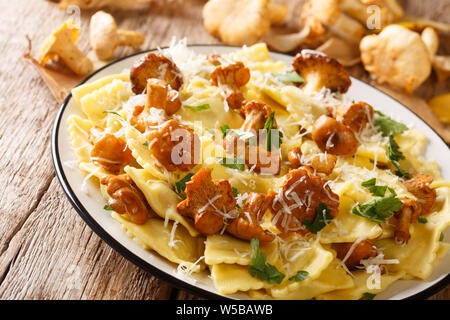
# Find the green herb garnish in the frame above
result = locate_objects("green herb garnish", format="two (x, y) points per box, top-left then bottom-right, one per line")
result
(220, 124), (230, 138)
(373, 111), (410, 178)
(232, 187), (238, 198)
(143, 141), (149, 147)
(273, 71), (306, 83)
(175, 173), (195, 199)
(363, 292), (376, 300)
(361, 178), (396, 197)
(374, 111), (408, 137)
(248, 238), (285, 284)
(263, 112), (283, 152)
(289, 270), (309, 282)
(302, 203), (333, 234)
(103, 110), (123, 119)
(352, 194), (402, 223)
(440, 232), (444, 241)
(387, 134), (411, 178)
(218, 157), (245, 171)
(103, 205), (113, 211)
(184, 104), (211, 111)
(229, 129), (255, 141)
(418, 216), (428, 224)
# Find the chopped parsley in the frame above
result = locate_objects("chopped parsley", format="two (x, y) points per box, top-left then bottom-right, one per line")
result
(232, 187), (238, 198)
(229, 129), (255, 141)
(264, 112), (283, 152)
(440, 232), (444, 242)
(103, 110), (123, 119)
(220, 124), (230, 138)
(418, 216), (428, 224)
(218, 157), (245, 171)
(273, 71), (306, 83)
(184, 104), (211, 111)
(175, 173), (195, 199)
(361, 178), (396, 197)
(374, 111), (408, 137)
(353, 179), (402, 223)
(302, 203), (333, 234)
(143, 141), (149, 147)
(352, 195), (402, 223)
(363, 292), (376, 300)
(103, 205), (113, 211)
(289, 270), (309, 282)
(373, 111), (410, 178)
(388, 134), (411, 178)
(248, 238), (285, 284)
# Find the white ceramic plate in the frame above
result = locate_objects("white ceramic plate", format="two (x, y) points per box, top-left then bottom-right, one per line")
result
(52, 45), (450, 300)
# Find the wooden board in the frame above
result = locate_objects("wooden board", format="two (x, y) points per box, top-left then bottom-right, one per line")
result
(0, 0), (447, 300)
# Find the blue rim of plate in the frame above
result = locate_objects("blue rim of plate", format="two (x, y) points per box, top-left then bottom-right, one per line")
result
(51, 45), (450, 300)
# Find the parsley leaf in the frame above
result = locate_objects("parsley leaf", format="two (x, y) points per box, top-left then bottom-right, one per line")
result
(440, 232), (444, 242)
(302, 203), (333, 234)
(229, 129), (255, 141)
(273, 71), (306, 83)
(352, 194), (403, 223)
(248, 238), (285, 284)
(143, 141), (149, 147)
(374, 111), (408, 137)
(363, 292), (376, 300)
(220, 124), (230, 138)
(373, 111), (410, 178)
(289, 270), (309, 282)
(264, 112), (283, 152)
(218, 157), (245, 171)
(418, 216), (428, 224)
(184, 104), (211, 111)
(103, 205), (113, 211)
(175, 173), (195, 199)
(387, 134), (411, 178)
(361, 178), (396, 197)
(232, 187), (238, 198)
(103, 110), (123, 119)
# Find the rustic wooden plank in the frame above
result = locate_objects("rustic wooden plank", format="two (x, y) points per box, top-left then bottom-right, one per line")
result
(0, 177), (172, 299)
(0, 0), (447, 300)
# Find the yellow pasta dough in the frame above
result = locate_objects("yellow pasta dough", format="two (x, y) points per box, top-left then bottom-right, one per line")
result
(66, 42), (450, 300)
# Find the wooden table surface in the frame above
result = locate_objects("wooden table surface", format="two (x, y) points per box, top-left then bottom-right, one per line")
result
(0, 0), (448, 300)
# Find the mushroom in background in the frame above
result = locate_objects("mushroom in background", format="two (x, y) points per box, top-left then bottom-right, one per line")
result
(301, 0), (365, 45)
(38, 20), (93, 76)
(89, 11), (145, 60)
(202, 0), (288, 46)
(292, 51), (352, 93)
(264, 0), (405, 68)
(50, 0), (154, 9)
(420, 27), (450, 83)
(360, 25), (432, 93)
(340, 0), (403, 28)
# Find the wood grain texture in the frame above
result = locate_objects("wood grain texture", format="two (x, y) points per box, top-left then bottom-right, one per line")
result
(0, 0), (447, 300)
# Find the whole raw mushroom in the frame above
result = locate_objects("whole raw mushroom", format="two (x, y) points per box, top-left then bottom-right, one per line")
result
(202, 0), (287, 46)
(89, 11), (145, 60)
(38, 20), (93, 76)
(360, 25), (432, 93)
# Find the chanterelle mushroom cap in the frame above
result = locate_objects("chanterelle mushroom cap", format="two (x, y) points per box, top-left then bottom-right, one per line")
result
(38, 20), (93, 76)
(360, 25), (432, 93)
(292, 51), (351, 93)
(202, 0), (273, 46)
(130, 52), (183, 94)
(89, 11), (145, 60)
